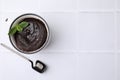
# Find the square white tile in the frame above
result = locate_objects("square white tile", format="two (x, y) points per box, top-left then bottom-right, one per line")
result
(38, 0), (77, 11)
(0, 50), (33, 80)
(35, 52), (77, 80)
(117, 0), (120, 10)
(0, 0), (39, 12)
(36, 12), (78, 52)
(78, 13), (115, 51)
(78, 0), (115, 11)
(77, 52), (115, 80)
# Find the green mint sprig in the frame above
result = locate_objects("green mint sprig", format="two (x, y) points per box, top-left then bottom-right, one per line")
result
(8, 21), (29, 35)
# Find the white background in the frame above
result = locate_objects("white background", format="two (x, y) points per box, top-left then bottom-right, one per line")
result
(0, 0), (119, 80)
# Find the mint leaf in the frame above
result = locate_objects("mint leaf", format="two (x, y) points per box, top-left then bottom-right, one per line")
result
(19, 21), (29, 28)
(16, 25), (23, 32)
(8, 21), (29, 35)
(8, 26), (17, 35)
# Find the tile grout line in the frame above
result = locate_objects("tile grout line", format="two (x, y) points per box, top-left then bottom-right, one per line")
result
(76, 0), (80, 53)
(37, 50), (117, 53)
(114, 0), (118, 79)
(78, 10), (115, 13)
(0, 10), (118, 14)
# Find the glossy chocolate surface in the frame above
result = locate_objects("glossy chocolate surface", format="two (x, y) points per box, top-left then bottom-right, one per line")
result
(13, 18), (47, 52)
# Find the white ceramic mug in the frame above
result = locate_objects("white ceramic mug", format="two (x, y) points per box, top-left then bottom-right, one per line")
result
(9, 13), (50, 54)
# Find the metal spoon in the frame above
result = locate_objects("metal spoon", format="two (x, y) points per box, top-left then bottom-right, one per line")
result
(0, 43), (46, 73)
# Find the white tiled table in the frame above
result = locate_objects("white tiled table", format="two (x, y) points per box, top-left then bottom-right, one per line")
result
(0, 0), (119, 80)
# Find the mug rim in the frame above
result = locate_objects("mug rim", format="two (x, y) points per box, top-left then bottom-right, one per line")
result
(9, 13), (50, 54)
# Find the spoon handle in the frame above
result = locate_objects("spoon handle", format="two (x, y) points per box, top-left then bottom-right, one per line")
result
(0, 43), (31, 62)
